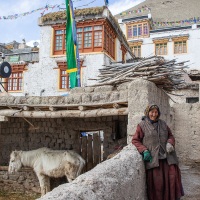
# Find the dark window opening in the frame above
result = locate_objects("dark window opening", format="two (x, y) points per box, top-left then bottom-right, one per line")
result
(186, 97), (199, 103)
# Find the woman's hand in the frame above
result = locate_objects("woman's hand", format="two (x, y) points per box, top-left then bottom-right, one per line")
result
(166, 143), (174, 153)
(143, 150), (152, 162)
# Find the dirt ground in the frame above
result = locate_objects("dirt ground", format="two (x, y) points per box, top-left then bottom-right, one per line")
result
(181, 165), (200, 200)
(0, 191), (40, 200)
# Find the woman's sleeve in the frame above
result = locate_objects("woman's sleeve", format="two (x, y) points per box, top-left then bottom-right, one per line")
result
(132, 124), (148, 153)
(167, 126), (175, 146)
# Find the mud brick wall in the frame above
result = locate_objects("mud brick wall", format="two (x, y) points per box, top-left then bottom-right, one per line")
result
(0, 115), (127, 194)
(127, 79), (171, 143)
(0, 116), (127, 165)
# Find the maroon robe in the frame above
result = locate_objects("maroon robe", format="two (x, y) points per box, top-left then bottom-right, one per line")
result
(132, 125), (184, 200)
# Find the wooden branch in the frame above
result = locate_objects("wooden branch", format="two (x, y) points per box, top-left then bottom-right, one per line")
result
(91, 55), (188, 91)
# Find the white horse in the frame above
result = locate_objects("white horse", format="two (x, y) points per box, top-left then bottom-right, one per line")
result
(8, 147), (85, 196)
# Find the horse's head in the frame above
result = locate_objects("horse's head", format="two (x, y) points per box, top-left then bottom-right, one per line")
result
(8, 151), (22, 174)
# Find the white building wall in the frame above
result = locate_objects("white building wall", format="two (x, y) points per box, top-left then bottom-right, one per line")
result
(116, 39), (122, 62)
(120, 19), (200, 70)
(23, 26), (64, 96)
(81, 53), (105, 86)
(188, 28), (200, 69)
(19, 25), (126, 95)
(70, 36), (125, 87)
(118, 22), (126, 37)
(139, 27), (200, 70)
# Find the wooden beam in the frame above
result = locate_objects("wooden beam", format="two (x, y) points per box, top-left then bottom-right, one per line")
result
(49, 106), (57, 111)
(1, 100), (128, 110)
(0, 108), (128, 118)
(78, 106), (87, 111)
(0, 166), (32, 171)
(22, 106), (30, 111)
(113, 103), (122, 109)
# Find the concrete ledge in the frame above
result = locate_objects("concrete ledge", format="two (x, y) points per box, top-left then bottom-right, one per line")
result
(38, 145), (146, 200)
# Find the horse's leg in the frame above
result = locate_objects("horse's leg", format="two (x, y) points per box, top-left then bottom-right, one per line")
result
(67, 177), (73, 183)
(44, 176), (50, 193)
(65, 173), (73, 183)
(65, 173), (75, 183)
(36, 173), (47, 196)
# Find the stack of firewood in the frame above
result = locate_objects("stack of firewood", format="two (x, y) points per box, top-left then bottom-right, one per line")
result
(91, 56), (189, 91)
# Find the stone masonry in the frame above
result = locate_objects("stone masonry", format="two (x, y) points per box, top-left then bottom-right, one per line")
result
(0, 79), (200, 198)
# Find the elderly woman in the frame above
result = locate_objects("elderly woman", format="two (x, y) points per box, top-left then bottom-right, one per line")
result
(132, 105), (184, 200)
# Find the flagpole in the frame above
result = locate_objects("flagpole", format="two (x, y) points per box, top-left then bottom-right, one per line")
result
(65, 0), (80, 88)
(104, 0), (109, 6)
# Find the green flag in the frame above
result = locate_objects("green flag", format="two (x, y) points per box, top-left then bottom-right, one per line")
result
(65, 0), (78, 88)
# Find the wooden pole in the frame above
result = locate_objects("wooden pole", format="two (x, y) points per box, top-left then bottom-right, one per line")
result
(0, 108), (128, 118)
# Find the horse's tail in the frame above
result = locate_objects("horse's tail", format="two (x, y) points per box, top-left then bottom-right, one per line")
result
(76, 156), (85, 177)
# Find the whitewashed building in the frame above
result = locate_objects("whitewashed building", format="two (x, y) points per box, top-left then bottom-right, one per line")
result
(115, 0), (200, 103)
(1, 6), (133, 96)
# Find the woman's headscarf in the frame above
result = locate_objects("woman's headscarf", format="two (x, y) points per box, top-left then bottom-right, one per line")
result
(144, 104), (161, 119)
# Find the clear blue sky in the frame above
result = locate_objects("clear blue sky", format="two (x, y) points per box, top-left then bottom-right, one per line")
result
(0, 0), (144, 46)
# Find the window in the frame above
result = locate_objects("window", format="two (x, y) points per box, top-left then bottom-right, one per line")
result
(60, 69), (70, 89)
(77, 25), (103, 53)
(143, 23), (148, 35)
(84, 26), (92, 48)
(77, 28), (83, 49)
(53, 26), (66, 55)
(186, 97), (199, 103)
(155, 43), (167, 55)
(174, 41), (187, 54)
(127, 22), (149, 39)
(57, 61), (84, 89)
(57, 62), (70, 90)
(8, 72), (23, 91)
(127, 26), (132, 38)
(52, 21), (112, 56)
(6, 64), (25, 91)
(94, 26), (102, 47)
(132, 46), (141, 57)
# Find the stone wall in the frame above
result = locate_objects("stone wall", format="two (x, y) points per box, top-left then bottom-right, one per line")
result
(0, 116), (127, 165)
(0, 82), (129, 194)
(27, 79), (200, 200)
(0, 84), (128, 105)
(2, 79), (200, 199)
(173, 103), (200, 165)
(172, 103), (200, 199)
(169, 88), (199, 105)
(38, 145), (146, 200)
(0, 168), (40, 194)
(127, 79), (171, 143)
(0, 115), (127, 194)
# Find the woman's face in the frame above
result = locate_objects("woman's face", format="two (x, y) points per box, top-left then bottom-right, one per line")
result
(148, 108), (159, 121)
